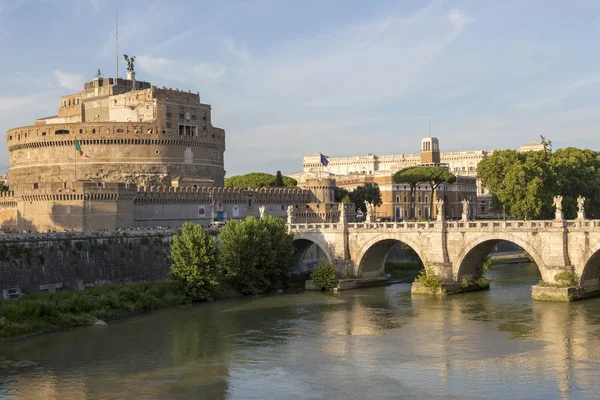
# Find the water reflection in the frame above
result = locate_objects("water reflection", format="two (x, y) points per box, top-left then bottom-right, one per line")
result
(3, 263), (600, 399)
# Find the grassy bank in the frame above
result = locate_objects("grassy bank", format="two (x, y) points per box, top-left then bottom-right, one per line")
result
(385, 261), (423, 280)
(0, 282), (192, 339)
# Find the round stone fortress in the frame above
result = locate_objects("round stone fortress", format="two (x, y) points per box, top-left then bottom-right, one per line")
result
(7, 121), (225, 189)
(7, 69), (226, 190)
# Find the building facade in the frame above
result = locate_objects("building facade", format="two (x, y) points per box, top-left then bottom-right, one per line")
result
(291, 137), (544, 217)
(8, 70), (225, 189)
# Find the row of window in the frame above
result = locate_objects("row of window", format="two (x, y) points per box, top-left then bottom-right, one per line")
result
(62, 98), (81, 107)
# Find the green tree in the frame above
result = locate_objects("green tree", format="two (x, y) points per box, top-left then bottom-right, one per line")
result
(274, 171), (285, 187)
(224, 172), (297, 188)
(220, 216), (294, 294)
(418, 166), (456, 219)
(349, 183), (382, 213)
(477, 149), (559, 219)
(394, 166), (427, 219)
(334, 187), (349, 202)
(0, 184), (8, 192)
(169, 222), (220, 300)
(311, 260), (339, 289)
(261, 216), (295, 288)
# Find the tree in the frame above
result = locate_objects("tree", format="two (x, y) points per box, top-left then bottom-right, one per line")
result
(169, 222), (220, 300)
(0, 184), (8, 192)
(394, 166), (427, 219)
(349, 183), (382, 213)
(274, 171), (285, 187)
(477, 149), (558, 219)
(334, 187), (349, 203)
(224, 172), (297, 188)
(420, 166), (456, 219)
(261, 216), (295, 288)
(220, 216), (295, 294)
(311, 260), (339, 290)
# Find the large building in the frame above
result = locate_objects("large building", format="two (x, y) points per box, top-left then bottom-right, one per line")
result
(291, 138), (544, 217)
(1, 64), (317, 232)
(8, 68), (225, 189)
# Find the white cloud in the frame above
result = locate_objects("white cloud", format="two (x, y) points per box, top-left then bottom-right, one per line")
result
(515, 74), (600, 111)
(0, 95), (38, 113)
(53, 70), (84, 91)
(136, 56), (224, 85)
(224, 38), (251, 63)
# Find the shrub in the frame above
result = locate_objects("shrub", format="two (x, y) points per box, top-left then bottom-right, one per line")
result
(415, 269), (444, 289)
(311, 260), (339, 290)
(554, 271), (578, 287)
(169, 222), (220, 300)
(220, 216), (294, 295)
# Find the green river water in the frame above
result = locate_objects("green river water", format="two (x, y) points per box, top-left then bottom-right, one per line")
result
(2, 263), (600, 399)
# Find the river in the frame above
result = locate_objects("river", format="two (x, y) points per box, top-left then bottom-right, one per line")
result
(2, 263), (600, 399)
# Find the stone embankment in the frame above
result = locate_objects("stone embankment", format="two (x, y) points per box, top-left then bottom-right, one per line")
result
(0, 230), (176, 298)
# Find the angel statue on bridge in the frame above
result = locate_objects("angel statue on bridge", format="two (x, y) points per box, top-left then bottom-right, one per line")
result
(286, 205), (295, 224)
(577, 195), (585, 214)
(553, 195), (563, 212)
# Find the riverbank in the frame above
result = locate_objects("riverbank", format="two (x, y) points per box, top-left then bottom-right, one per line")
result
(0, 275), (310, 339)
(0, 282), (201, 339)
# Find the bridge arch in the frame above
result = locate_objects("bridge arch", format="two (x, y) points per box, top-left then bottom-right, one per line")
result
(454, 233), (546, 282)
(577, 243), (600, 288)
(355, 234), (426, 278)
(291, 234), (333, 275)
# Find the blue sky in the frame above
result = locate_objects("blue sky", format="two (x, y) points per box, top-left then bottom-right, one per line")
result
(1, 0), (600, 176)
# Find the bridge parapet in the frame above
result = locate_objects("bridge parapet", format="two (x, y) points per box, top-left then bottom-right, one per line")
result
(288, 223), (343, 232)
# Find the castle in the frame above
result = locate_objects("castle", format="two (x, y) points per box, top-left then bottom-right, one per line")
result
(1, 62), (316, 232)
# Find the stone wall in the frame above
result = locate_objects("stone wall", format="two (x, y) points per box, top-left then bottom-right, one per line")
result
(7, 121), (226, 187)
(0, 231), (175, 296)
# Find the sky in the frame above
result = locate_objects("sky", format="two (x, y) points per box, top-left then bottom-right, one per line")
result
(1, 0), (600, 176)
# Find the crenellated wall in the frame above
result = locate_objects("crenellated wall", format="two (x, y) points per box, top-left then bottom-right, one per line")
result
(5, 182), (316, 232)
(133, 186), (315, 227)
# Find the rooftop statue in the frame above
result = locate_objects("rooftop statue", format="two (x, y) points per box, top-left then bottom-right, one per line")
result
(123, 54), (136, 73)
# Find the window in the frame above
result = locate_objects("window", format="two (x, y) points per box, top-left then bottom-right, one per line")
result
(63, 100), (67, 107)
(79, 129), (83, 134)
(92, 129), (96, 133)
(179, 106), (184, 118)
(55, 129), (70, 135)
(116, 128), (124, 133)
(33, 183), (39, 189)
(396, 196), (400, 203)
(166, 120), (171, 128)
(425, 196), (429, 203)
(145, 104), (150, 110)
(76, 98), (80, 105)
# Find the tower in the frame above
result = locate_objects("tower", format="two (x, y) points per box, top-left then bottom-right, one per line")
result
(420, 137), (440, 165)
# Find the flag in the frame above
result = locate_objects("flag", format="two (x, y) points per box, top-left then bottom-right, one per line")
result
(74, 138), (83, 157)
(320, 153), (329, 166)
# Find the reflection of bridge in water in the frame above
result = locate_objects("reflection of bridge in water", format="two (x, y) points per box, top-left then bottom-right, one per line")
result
(289, 219), (600, 292)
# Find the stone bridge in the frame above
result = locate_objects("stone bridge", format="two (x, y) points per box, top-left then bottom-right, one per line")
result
(289, 219), (600, 289)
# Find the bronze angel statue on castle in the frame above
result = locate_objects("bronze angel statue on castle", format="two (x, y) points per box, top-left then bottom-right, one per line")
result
(123, 54), (135, 72)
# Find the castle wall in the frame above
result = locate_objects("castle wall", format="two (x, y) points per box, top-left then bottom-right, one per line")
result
(0, 231), (174, 295)
(7, 121), (226, 187)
